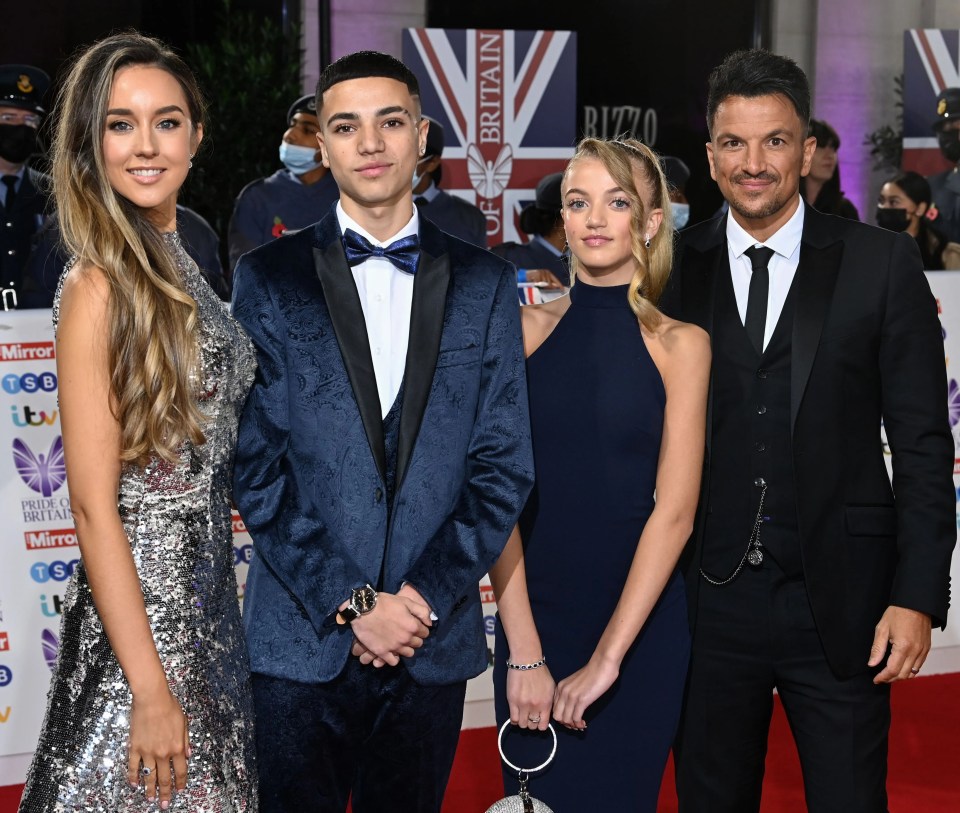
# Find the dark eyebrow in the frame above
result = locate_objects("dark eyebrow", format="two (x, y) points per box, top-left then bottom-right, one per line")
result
(105, 105), (186, 117)
(325, 111), (359, 127)
(377, 106), (412, 119)
(716, 127), (792, 142)
(325, 106), (413, 128)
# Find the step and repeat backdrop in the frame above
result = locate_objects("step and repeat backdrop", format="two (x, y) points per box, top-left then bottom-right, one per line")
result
(3, 273), (960, 776)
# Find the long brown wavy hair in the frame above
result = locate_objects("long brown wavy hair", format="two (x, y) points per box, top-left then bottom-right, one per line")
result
(564, 138), (673, 332)
(51, 32), (207, 465)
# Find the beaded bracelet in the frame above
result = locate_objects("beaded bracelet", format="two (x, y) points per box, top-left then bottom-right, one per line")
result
(505, 655), (547, 671)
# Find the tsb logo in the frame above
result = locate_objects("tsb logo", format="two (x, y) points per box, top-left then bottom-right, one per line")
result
(31, 560), (79, 583)
(234, 544), (253, 566)
(2, 371), (58, 394)
(0, 665), (11, 687)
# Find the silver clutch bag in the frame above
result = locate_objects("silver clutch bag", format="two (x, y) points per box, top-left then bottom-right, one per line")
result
(485, 720), (557, 813)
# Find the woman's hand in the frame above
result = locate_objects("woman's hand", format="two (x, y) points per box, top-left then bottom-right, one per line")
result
(507, 665), (556, 731)
(126, 686), (190, 808)
(552, 656), (619, 730)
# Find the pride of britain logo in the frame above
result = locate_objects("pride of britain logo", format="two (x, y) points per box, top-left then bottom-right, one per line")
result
(12, 436), (66, 497)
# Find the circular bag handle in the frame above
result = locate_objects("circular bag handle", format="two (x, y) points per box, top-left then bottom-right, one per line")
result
(497, 720), (558, 775)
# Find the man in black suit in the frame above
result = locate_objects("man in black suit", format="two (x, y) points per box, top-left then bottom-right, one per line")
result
(0, 63), (50, 308)
(663, 49), (955, 812)
(412, 115), (488, 247)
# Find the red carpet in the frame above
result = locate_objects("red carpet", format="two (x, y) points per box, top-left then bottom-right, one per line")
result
(3, 673), (958, 811)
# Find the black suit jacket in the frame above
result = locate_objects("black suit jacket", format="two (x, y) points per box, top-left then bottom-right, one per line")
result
(661, 205), (955, 678)
(1, 167), (49, 293)
(417, 189), (487, 248)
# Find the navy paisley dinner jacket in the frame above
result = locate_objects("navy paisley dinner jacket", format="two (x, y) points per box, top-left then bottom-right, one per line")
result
(232, 207), (534, 686)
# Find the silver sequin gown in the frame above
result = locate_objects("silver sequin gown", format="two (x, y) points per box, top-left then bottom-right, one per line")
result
(19, 233), (258, 812)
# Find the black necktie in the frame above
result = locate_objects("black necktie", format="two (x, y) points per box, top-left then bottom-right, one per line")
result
(414, 196), (427, 208)
(743, 245), (774, 354)
(342, 228), (421, 275)
(2, 176), (17, 215)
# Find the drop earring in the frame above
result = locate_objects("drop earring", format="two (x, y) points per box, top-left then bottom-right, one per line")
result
(644, 235), (651, 248)
(188, 153), (194, 169)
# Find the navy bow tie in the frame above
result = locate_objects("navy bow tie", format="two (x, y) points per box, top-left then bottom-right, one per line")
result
(342, 229), (420, 275)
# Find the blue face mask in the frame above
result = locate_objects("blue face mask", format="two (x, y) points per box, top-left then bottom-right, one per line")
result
(671, 202), (690, 230)
(279, 142), (322, 175)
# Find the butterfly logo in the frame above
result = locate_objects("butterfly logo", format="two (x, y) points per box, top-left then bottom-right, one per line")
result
(467, 143), (513, 199)
(12, 436), (66, 497)
(41, 628), (59, 671)
(949, 379), (960, 428)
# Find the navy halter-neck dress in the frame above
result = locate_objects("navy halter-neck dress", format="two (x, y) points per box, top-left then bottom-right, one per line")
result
(493, 280), (690, 810)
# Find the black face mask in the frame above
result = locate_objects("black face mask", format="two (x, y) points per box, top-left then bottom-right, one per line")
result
(0, 124), (38, 164)
(876, 207), (910, 233)
(938, 128), (960, 163)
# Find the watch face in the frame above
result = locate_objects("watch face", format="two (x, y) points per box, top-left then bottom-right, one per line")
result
(354, 586), (377, 614)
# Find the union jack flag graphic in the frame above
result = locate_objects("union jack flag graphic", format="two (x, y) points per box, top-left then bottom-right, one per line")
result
(903, 29), (960, 176)
(403, 28), (577, 246)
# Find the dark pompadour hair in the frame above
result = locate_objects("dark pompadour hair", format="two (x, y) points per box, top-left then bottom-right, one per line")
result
(315, 50), (420, 113)
(706, 49), (811, 136)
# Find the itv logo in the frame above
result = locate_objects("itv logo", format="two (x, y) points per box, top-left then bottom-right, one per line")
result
(10, 405), (58, 428)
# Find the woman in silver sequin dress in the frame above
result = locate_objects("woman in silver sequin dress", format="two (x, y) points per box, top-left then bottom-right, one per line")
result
(18, 33), (258, 813)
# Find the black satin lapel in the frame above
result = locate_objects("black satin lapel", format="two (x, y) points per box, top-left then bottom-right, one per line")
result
(790, 241), (843, 430)
(396, 250), (450, 487)
(313, 242), (386, 481)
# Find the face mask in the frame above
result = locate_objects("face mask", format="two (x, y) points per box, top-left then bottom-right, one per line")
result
(0, 124), (38, 164)
(937, 128), (960, 163)
(279, 141), (321, 175)
(876, 207), (910, 233)
(671, 202), (690, 230)
(411, 157), (430, 191)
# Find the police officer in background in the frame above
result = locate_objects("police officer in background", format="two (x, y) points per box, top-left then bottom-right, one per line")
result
(491, 171), (568, 289)
(928, 87), (960, 244)
(0, 64), (50, 308)
(228, 93), (339, 273)
(413, 116), (487, 247)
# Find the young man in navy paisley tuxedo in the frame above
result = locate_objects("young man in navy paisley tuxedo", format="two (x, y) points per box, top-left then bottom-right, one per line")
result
(232, 51), (534, 813)
(662, 49), (955, 812)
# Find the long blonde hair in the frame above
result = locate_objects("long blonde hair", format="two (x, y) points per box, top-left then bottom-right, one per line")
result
(564, 138), (674, 331)
(51, 32), (207, 465)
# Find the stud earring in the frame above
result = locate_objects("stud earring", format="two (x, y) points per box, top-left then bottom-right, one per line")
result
(644, 235), (651, 248)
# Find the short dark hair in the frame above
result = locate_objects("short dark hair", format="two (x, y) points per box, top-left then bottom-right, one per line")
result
(315, 51), (420, 115)
(886, 170), (932, 207)
(706, 49), (811, 136)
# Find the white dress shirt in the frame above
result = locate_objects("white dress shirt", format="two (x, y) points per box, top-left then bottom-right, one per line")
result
(726, 198), (805, 351)
(336, 202), (418, 418)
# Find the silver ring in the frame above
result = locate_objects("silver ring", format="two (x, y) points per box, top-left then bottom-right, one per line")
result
(140, 766), (153, 777)
(528, 715), (541, 723)
(910, 668), (920, 674)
